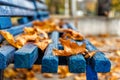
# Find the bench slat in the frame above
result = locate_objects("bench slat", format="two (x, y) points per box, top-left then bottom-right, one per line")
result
(0, 0), (35, 10)
(0, 6), (36, 16)
(84, 40), (111, 72)
(0, 17), (12, 29)
(36, 1), (47, 10)
(61, 24), (86, 73)
(0, 45), (15, 69)
(14, 43), (38, 68)
(42, 31), (59, 73)
(0, 21), (33, 42)
(68, 42), (86, 73)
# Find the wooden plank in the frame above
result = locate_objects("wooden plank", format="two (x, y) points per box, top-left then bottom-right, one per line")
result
(6, 21), (33, 35)
(61, 24), (86, 73)
(0, 45), (15, 69)
(36, 1), (47, 10)
(14, 43), (38, 68)
(84, 40), (111, 72)
(0, 17), (12, 29)
(0, 21), (33, 42)
(0, 6), (36, 16)
(0, 0), (35, 10)
(66, 23), (78, 31)
(68, 41), (86, 73)
(37, 11), (49, 20)
(42, 31), (59, 73)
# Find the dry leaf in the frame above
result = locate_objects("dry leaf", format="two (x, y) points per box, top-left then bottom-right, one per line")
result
(24, 27), (35, 35)
(34, 39), (52, 51)
(33, 20), (60, 33)
(0, 30), (18, 48)
(62, 29), (84, 40)
(42, 73), (53, 78)
(84, 51), (96, 58)
(53, 38), (86, 56)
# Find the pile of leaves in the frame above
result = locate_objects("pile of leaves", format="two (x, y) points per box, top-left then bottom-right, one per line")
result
(0, 19), (96, 58)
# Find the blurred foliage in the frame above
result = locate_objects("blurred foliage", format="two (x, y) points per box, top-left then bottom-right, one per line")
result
(111, 0), (120, 11)
(46, 0), (65, 14)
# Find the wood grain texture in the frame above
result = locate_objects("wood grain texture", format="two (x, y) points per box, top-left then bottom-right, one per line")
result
(0, 21), (33, 43)
(0, 6), (36, 16)
(42, 31), (59, 73)
(62, 24), (86, 73)
(0, 45), (15, 69)
(0, 17), (12, 29)
(14, 43), (38, 68)
(84, 39), (111, 72)
(0, 0), (35, 10)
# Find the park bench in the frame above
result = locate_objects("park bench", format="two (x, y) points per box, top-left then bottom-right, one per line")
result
(0, 0), (111, 80)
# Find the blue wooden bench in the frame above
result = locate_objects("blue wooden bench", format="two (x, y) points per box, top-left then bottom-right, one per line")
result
(0, 0), (111, 80)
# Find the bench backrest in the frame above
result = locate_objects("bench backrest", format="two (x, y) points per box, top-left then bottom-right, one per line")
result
(0, 0), (49, 42)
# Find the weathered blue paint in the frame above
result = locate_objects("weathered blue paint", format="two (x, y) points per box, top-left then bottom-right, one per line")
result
(18, 17), (29, 24)
(84, 39), (111, 72)
(42, 31), (59, 73)
(0, 17), (12, 29)
(0, 0), (35, 10)
(68, 41), (86, 73)
(0, 22), (33, 43)
(0, 6), (36, 16)
(66, 23), (110, 80)
(14, 43), (38, 68)
(0, 45), (15, 69)
(86, 59), (98, 80)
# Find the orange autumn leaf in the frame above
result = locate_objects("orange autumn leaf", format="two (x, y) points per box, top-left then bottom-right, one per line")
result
(62, 29), (84, 41)
(33, 20), (60, 33)
(24, 27), (35, 34)
(53, 38), (86, 56)
(60, 38), (86, 54)
(84, 51), (96, 58)
(0, 30), (20, 48)
(34, 39), (52, 51)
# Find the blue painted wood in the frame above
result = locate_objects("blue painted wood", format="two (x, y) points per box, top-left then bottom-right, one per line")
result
(0, 45), (15, 69)
(86, 59), (98, 80)
(0, 0), (35, 10)
(18, 17), (29, 24)
(36, 1), (47, 10)
(84, 40), (111, 72)
(0, 6), (36, 16)
(0, 22), (33, 43)
(66, 23), (78, 31)
(14, 43), (38, 68)
(61, 24), (86, 73)
(0, 17), (12, 29)
(6, 22), (32, 35)
(68, 42), (86, 73)
(42, 31), (59, 73)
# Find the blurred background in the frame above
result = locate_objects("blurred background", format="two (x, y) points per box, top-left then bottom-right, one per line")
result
(4, 0), (120, 80)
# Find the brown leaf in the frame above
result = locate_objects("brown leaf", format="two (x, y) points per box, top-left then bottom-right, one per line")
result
(84, 51), (96, 58)
(42, 73), (53, 78)
(62, 29), (84, 40)
(34, 39), (52, 51)
(53, 38), (86, 56)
